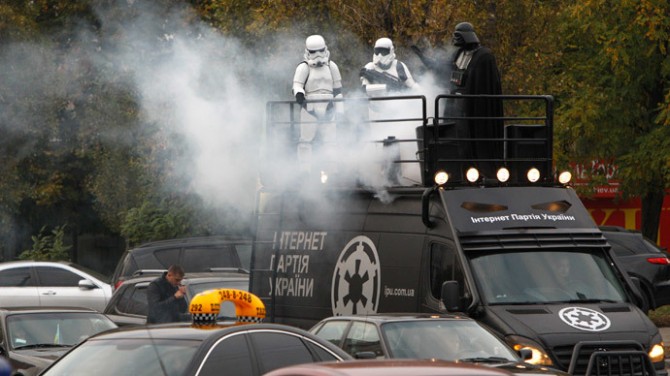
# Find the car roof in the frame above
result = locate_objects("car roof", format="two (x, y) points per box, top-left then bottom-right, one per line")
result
(265, 359), (515, 376)
(316, 313), (471, 324)
(129, 236), (252, 252)
(0, 260), (77, 267)
(0, 306), (101, 314)
(119, 271), (250, 286)
(87, 322), (347, 344)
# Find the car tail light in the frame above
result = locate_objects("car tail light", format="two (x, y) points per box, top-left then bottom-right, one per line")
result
(114, 280), (124, 290)
(647, 257), (670, 265)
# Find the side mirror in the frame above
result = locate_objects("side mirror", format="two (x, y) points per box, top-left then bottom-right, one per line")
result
(441, 280), (461, 312)
(627, 276), (649, 312)
(79, 279), (97, 290)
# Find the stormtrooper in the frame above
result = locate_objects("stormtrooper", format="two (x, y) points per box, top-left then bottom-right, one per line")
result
(292, 35), (343, 177)
(359, 38), (422, 186)
(360, 37), (418, 97)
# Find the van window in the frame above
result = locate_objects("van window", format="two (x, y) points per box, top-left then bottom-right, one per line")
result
(179, 246), (240, 271)
(153, 248), (180, 268)
(430, 243), (465, 299)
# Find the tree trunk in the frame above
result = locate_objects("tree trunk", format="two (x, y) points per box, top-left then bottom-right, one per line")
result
(640, 190), (664, 242)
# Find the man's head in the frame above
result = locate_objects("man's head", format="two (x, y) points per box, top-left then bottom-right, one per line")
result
(166, 265), (185, 287)
(453, 22), (480, 48)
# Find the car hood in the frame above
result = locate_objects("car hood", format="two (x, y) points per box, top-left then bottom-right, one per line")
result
(11, 348), (70, 372)
(488, 362), (569, 376)
(486, 303), (658, 346)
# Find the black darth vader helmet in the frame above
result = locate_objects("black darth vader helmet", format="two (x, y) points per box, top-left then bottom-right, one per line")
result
(453, 22), (480, 47)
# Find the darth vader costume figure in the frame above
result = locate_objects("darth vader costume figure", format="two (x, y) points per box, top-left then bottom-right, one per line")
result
(449, 22), (503, 176)
(413, 22), (503, 181)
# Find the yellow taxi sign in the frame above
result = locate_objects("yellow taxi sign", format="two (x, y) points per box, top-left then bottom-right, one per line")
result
(189, 288), (266, 323)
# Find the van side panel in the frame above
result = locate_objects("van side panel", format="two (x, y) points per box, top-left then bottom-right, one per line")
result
(252, 190), (426, 328)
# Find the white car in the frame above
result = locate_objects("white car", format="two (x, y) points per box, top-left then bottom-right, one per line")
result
(0, 261), (112, 312)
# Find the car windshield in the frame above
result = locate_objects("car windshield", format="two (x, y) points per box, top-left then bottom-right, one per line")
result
(41, 338), (200, 376)
(8, 312), (117, 349)
(382, 319), (518, 361)
(470, 250), (628, 304)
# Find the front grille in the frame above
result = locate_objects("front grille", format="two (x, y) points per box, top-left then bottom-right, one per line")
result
(459, 231), (607, 251)
(553, 341), (654, 376)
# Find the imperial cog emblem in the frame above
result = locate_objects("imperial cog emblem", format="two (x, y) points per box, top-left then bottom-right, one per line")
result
(559, 306), (611, 332)
(331, 236), (381, 315)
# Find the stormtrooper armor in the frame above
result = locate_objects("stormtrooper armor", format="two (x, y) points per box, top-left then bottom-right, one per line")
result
(360, 37), (418, 97)
(292, 35), (343, 175)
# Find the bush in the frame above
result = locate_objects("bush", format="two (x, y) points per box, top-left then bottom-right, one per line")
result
(18, 225), (71, 261)
(649, 305), (670, 327)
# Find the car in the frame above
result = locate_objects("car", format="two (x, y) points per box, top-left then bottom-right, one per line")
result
(601, 226), (670, 311)
(0, 306), (117, 376)
(309, 314), (569, 376)
(264, 359), (517, 376)
(110, 236), (252, 290)
(103, 271), (250, 326)
(38, 322), (352, 376)
(0, 261), (113, 312)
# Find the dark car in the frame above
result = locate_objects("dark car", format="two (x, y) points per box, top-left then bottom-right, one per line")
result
(110, 236), (252, 290)
(0, 306), (117, 376)
(38, 322), (352, 376)
(310, 314), (569, 376)
(601, 226), (670, 311)
(104, 271), (249, 326)
(265, 359), (518, 376)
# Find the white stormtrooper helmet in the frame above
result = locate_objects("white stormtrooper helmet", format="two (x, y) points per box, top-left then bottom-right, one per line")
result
(372, 37), (395, 69)
(304, 35), (330, 67)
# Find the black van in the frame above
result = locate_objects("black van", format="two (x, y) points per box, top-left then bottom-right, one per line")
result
(250, 95), (666, 376)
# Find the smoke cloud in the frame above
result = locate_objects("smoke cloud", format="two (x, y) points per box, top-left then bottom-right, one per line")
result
(0, 0), (455, 255)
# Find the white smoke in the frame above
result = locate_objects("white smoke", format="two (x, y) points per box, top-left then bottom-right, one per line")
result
(0, 0), (456, 252)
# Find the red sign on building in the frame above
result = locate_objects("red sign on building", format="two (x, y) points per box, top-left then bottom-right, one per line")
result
(571, 160), (670, 250)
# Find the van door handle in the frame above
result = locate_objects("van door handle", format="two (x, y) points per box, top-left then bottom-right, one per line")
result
(41, 291), (57, 296)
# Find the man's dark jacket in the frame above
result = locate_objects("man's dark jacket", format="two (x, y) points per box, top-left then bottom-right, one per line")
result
(146, 272), (189, 324)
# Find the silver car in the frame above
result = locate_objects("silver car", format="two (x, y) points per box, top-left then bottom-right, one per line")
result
(0, 261), (112, 311)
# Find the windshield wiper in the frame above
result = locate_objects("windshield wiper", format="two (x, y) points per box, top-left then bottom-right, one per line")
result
(15, 343), (72, 350)
(459, 356), (513, 364)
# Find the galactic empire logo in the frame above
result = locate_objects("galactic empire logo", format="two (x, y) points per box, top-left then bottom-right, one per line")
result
(559, 306), (611, 332)
(331, 235), (381, 315)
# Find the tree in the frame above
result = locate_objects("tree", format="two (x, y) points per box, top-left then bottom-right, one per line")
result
(553, 0), (670, 241)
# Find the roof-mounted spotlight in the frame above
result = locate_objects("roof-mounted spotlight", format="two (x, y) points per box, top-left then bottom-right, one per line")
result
(558, 171), (572, 185)
(496, 167), (510, 183)
(527, 167), (540, 183)
(466, 167), (480, 183)
(434, 170), (449, 185)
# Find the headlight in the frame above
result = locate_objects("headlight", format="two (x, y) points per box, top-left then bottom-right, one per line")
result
(506, 335), (553, 366)
(649, 343), (665, 363)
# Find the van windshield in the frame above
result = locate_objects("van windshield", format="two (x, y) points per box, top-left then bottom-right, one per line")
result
(469, 251), (628, 304)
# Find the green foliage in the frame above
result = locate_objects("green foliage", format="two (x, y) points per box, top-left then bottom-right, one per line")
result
(1, 0), (669, 253)
(119, 193), (243, 247)
(19, 225), (71, 261)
